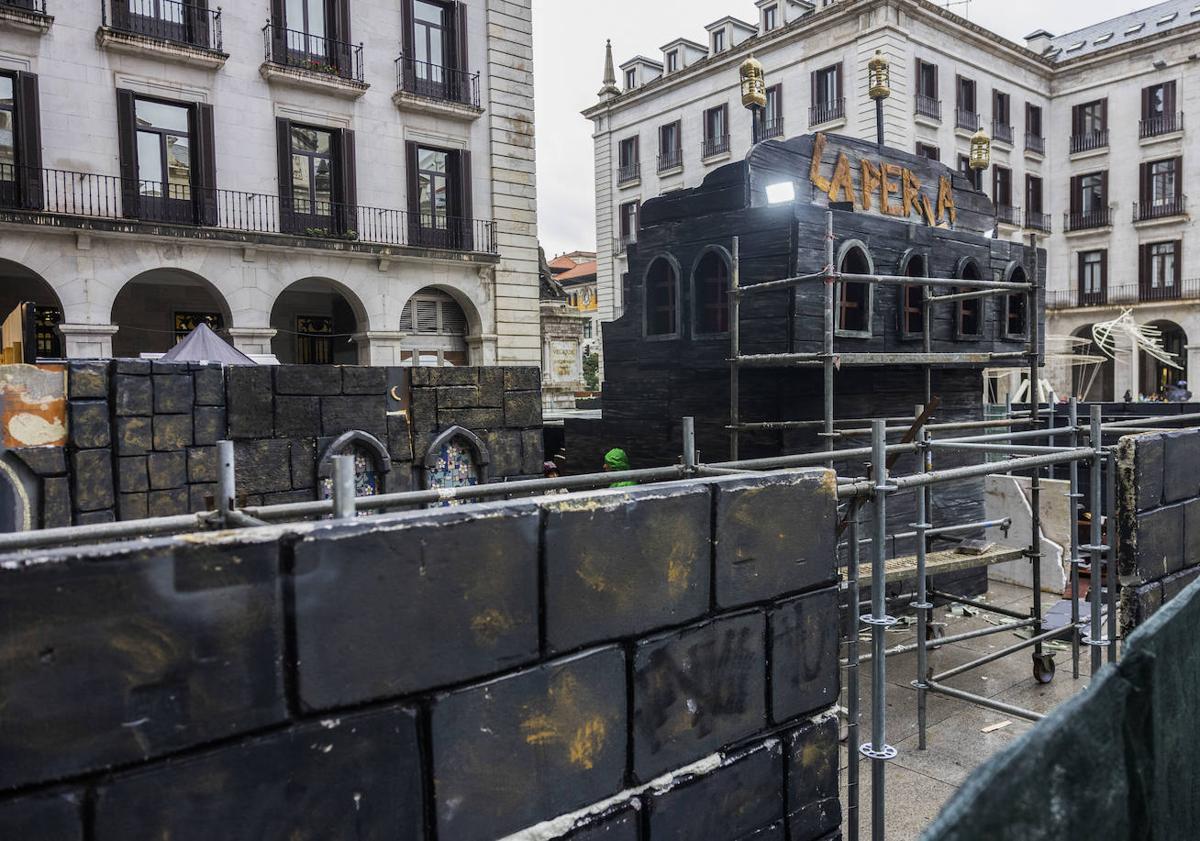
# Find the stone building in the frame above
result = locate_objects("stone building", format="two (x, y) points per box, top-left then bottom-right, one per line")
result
(548, 250), (600, 356)
(0, 0), (538, 366)
(539, 250), (589, 412)
(586, 0), (1200, 397)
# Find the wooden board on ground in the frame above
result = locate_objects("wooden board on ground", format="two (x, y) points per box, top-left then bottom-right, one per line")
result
(850, 545), (1028, 585)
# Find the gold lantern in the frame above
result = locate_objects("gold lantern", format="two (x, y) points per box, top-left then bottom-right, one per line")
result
(868, 50), (891, 101)
(969, 127), (992, 171)
(740, 55), (766, 110)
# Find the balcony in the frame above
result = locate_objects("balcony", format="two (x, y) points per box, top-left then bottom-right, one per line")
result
(1025, 132), (1045, 155)
(617, 162), (641, 186)
(992, 121), (1013, 145)
(1046, 279), (1200, 309)
(616, 233), (637, 253)
(1134, 196), (1187, 223)
(1024, 210), (1051, 233)
(809, 99), (845, 126)
(753, 118), (784, 143)
(261, 22), (367, 98)
(393, 56), (482, 121)
(657, 147), (683, 173)
(99, 0), (223, 66)
(0, 164), (498, 256)
(955, 109), (979, 131)
(1070, 130), (1108, 154)
(701, 134), (730, 159)
(0, 0), (51, 33)
(914, 95), (941, 122)
(995, 204), (1020, 226)
(1140, 112), (1183, 139)
(1064, 209), (1111, 232)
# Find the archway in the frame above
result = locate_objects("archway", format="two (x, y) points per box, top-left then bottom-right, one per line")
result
(1140, 320), (1187, 398)
(955, 258), (983, 337)
(691, 248), (731, 336)
(898, 250), (926, 337)
(644, 256), (679, 337)
(0, 259), (64, 358)
(836, 242), (872, 335)
(111, 269), (232, 359)
(398, 286), (475, 366)
(270, 278), (366, 365)
(1004, 265), (1028, 339)
(1071, 324), (1114, 402)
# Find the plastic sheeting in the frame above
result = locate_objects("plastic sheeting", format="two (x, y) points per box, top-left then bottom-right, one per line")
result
(922, 575), (1200, 841)
(159, 324), (256, 365)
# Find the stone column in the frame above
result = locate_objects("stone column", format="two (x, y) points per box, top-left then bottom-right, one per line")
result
(227, 328), (278, 364)
(58, 324), (119, 359)
(467, 333), (499, 366)
(353, 331), (408, 366)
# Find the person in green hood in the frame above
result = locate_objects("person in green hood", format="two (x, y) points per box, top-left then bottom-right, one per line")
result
(603, 448), (637, 487)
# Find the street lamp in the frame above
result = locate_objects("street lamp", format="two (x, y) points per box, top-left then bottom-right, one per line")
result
(867, 49), (890, 147)
(740, 55), (766, 110)
(969, 127), (992, 172)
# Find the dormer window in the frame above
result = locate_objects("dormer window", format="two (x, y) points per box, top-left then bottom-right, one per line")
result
(712, 30), (725, 53)
(625, 68), (637, 89)
(667, 51), (679, 73)
(763, 5), (778, 31)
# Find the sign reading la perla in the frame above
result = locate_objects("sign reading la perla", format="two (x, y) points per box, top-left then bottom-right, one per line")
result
(807, 132), (957, 227)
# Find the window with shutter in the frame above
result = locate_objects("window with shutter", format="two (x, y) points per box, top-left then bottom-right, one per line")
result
(415, 298), (439, 332)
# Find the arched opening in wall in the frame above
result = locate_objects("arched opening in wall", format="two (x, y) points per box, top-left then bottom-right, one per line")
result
(1005, 266), (1029, 339)
(1071, 324), (1114, 402)
(270, 278), (365, 365)
(692, 249), (730, 336)
(0, 260), (64, 358)
(398, 287), (473, 366)
(644, 256), (679, 337)
(899, 252), (926, 338)
(955, 258), (984, 338)
(111, 269), (231, 359)
(422, 426), (490, 503)
(1141, 320), (1188, 398)
(317, 431), (392, 502)
(836, 244), (871, 336)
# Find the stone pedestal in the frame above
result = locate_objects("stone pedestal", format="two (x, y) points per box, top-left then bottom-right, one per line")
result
(59, 324), (119, 359)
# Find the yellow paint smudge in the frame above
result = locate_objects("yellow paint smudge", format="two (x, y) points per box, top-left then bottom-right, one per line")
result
(471, 609), (514, 645)
(568, 717), (607, 770)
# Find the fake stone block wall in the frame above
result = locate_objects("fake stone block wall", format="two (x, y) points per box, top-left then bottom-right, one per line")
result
(1117, 429), (1200, 633)
(6, 362), (543, 529)
(0, 469), (842, 841)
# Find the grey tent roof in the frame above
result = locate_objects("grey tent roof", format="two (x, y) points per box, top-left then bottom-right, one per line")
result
(159, 323), (256, 365)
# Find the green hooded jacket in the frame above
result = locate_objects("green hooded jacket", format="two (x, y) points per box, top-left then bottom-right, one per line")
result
(605, 448), (637, 487)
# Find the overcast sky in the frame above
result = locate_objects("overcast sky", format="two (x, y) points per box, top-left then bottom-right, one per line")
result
(530, 0), (1149, 258)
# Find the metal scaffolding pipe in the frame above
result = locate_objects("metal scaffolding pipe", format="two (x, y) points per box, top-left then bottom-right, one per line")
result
(731, 270), (828, 295)
(926, 590), (1033, 621)
(927, 287), (1018, 305)
(914, 423), (932, 750)
(1087, 405), (1106, 674)
(1068, 398), (1082, 679)
(1106, 448), (1119, 664)
(735, 351), (1028, 368)
(928, 441), (1065, 455)
(836, 271), (1032, 291)
(824, 212), (836, 468)
(729, 236), (741, 461)
(846, 509), (862, 841)
(931, 624), (1079, 682)
(855, 617), (1038, 664)
(865, 420), (894, 841)
(924, 681), (1044, 722)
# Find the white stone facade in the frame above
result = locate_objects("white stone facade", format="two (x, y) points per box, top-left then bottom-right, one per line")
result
(586, 0), (1200, 398)
(0, 0), (538, 365)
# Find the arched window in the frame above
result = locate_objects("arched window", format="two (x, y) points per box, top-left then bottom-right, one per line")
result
(956, 259), (983, 338)
(399, 288), (470, 366)
(422, 426), (491, 504)
(900, 252), (927, 338)
(836, 244), (872, 336)
(1005, 266), (1028, 338)
(645, 257), (679, 337)
(693, 249), (731, 335)
(316, 431), (393, 504)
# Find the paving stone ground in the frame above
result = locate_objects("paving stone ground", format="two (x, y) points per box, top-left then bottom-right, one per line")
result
(839, 580), (1102, 840)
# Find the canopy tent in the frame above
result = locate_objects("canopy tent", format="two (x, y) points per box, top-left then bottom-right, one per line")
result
(159, 323), (256, 365)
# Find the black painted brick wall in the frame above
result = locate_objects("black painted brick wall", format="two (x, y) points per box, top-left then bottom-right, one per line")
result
(0, 468), (842, 840)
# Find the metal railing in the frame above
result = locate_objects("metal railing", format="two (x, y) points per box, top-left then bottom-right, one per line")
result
(995, 203), (1020, 226)
(657, 147), (682, 172)
(1, 0), (47, 13)
(263, 22), (364, 83)
(395, 56), (480, 108)
(809, 98), (845, 126)
(955, 108), (979, 131)
(701, 134), (730, 158)
(753, 118), (784, 143)
(1134, 196), (1187, 222)
(1140, 112), (1183, 138)
(102, 0), (222, 51)
(616, 233), (636, 252)
(0, 164), (496, 253)
(1046, 279), (1200, 309)
(617, 162), (640, 185)
(1064, 208), (1111, 231)
(1024, 209), (1051, 233)
(1070, 129), (1108, 154)
(992, 121), (1013, 144)
(914, 95), (941, 121)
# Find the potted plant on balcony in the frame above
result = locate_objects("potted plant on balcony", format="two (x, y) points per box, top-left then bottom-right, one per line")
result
(303, 58), (339, 75)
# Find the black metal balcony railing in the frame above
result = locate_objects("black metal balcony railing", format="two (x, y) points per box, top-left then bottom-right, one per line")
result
(395, 56), (480, 108)
(657, 148), (682, 172)
(103, 0), (222, 51)
(995, 203), (1020, 226)
(914, 95), (941, 121)
(753, 118), (784, 143)
(617, 162), (640, 185)
(955, 109), (979, 131)
(702, 134), (730, 158)
(1024, 210), (1051, 233)
(263, 22), (364, 83)
(2, 0), (47, 13)
(992, 121), (1013, 144)
(1064, 208), (1112, 231)
(1070, 129), (1108, 154)
(1025, 132), (1045, 155)
(1047, 279), (1200, 309)
(809, 98), (845, 126)
(1134, 196), (1187, 222)
(0, 164), (496, 253)
(617, 232), (637, 252)
(1140, 112), (1183, 139)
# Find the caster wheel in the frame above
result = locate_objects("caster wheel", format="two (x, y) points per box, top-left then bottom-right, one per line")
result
(930, 623), (947, 641)
(1033, 653), (1056, 685)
